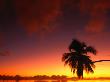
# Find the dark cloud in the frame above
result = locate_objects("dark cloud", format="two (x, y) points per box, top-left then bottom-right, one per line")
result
(0, 50), (10, 56)
(14, 0), (63, 35)
(0, 0), (110, 34)
(0, 32), (4, 47)
(79, 0), (110, 33)
(85, 16), (107, 33)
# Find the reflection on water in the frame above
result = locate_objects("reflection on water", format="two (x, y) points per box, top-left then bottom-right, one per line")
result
(0, 80), (110, 82)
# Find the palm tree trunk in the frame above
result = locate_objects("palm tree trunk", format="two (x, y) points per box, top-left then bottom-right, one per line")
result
(93, 60), (110, 63)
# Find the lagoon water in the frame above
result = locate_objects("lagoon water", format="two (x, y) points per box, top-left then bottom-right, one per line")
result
(0, 80), (110, 82)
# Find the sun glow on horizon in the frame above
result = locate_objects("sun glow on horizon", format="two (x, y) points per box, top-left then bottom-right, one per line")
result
(0, 52), (110, 77)
(0, 61), (110, 78)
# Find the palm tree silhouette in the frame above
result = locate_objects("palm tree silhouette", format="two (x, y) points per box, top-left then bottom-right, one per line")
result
(62, 39), (97, 79)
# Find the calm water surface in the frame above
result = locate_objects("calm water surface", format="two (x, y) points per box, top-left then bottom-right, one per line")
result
(0, 80), (110, 82)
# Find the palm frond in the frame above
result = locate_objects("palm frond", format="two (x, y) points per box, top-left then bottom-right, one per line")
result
(69, 39), (82, 52)
(62, 53), (71, 62)
(86, 46), (97, 55)
(83, 57), (95, 73)
(62, 52), (79, 73)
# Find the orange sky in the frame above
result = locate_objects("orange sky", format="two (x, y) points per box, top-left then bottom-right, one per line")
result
(0, 49), (110, 77)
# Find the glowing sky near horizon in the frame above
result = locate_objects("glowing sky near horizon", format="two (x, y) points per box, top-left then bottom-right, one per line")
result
(0, 0), (110, 77)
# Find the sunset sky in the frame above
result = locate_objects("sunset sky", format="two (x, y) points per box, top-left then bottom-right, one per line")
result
(0, 0), (110, 77)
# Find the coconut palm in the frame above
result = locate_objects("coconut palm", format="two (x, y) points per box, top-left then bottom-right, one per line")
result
(62, 39), (97, 79)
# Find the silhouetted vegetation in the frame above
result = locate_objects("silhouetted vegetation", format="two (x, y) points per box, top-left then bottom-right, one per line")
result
(1, 75), (110, 81)
(62, 39), (97, 79)
(94, 60), (110, 63)
(0, 75), (68, 80)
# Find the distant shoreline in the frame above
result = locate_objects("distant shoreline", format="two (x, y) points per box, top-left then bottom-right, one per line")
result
(0, 75), (110, 80)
